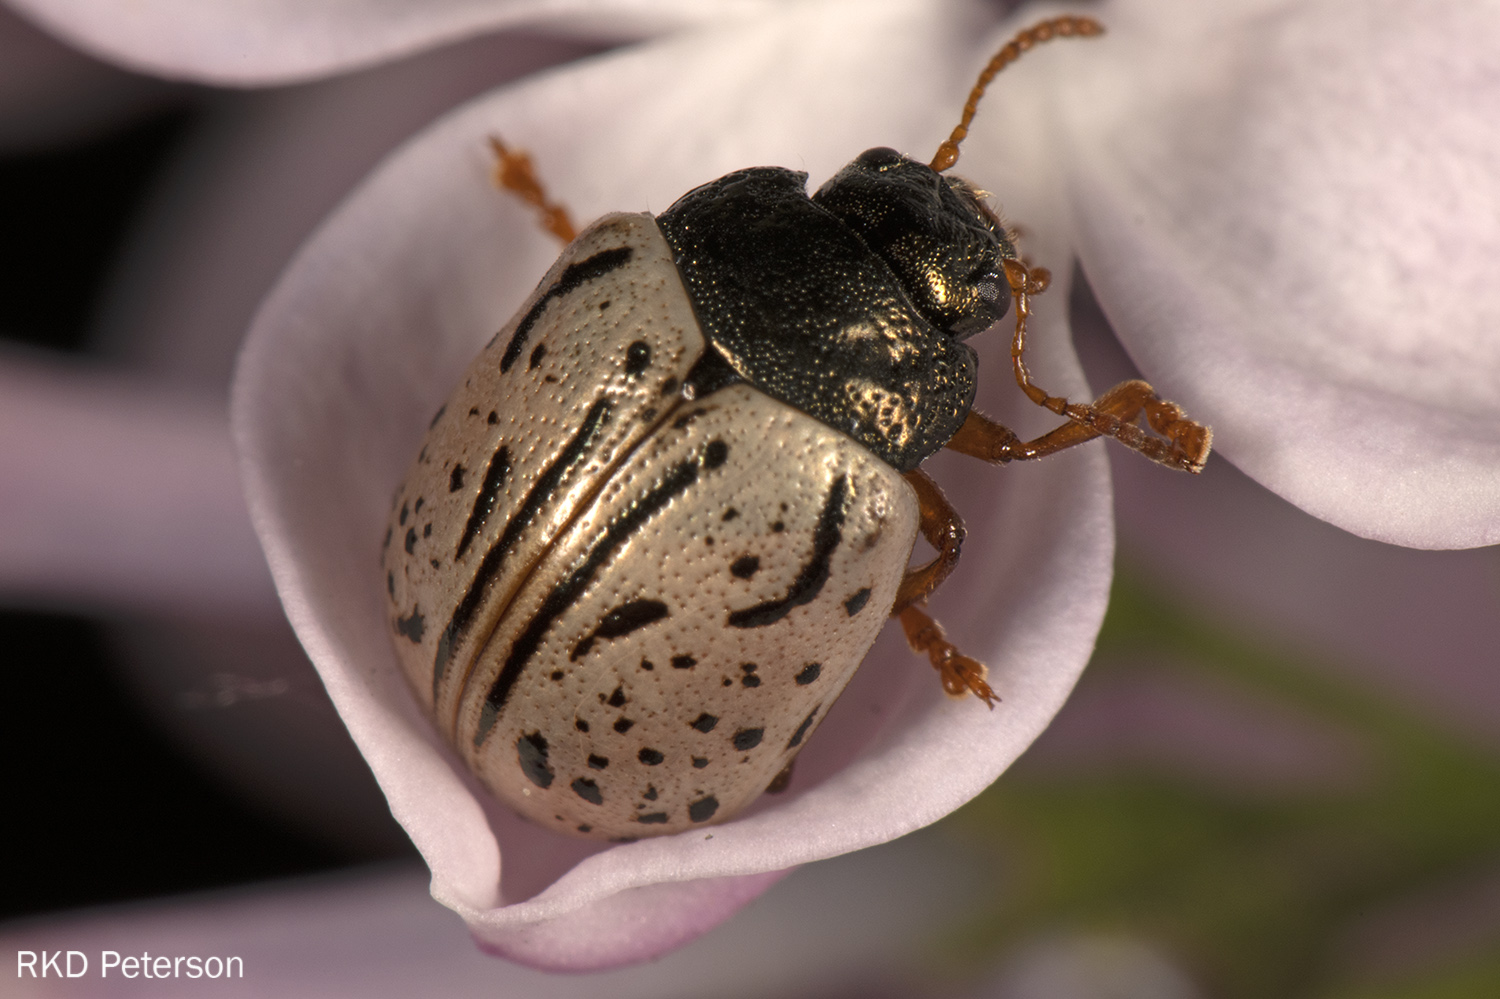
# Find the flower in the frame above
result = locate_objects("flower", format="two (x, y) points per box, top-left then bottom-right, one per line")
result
(7, 0), (1497, 974)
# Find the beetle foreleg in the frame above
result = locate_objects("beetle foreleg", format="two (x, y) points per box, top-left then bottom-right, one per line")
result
(892, 469), (964, 614)
(898, 605), (997, 708)
(976, 258), (1212, 473)
(488, 136), (578, 244)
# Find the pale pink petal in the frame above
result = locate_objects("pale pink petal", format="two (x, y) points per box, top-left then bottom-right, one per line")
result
(1059, 0), (1500, 548)
(5, 0), (788, 85)
(0, 831), (983, 996)
(0, 351), (278, 617)
(0, 2), (172, 150)
(234, 0), (1116, 969)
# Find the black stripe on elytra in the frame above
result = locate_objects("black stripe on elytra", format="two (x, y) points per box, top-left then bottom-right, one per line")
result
(474, 438), (729, 745)
(727, 475), (849, 629)
(455, 445), (511, 560)
(432, 397), (613, 703)
(499, 247), (633, 373)
(571, 599), (669, 660)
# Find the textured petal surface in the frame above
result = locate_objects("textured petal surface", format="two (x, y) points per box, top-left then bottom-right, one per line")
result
(233, 0), (1115, 969)
(1060, 0), (1500, 548)
(4, 0), (783, 85)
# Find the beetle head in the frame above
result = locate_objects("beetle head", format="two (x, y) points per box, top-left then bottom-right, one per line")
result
(812, 147), (1015, 340)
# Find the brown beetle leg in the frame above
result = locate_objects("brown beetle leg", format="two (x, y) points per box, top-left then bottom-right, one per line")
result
(488, 136), (577, 244)
(892, 469), (964, 614)
(899, 604), (998, 708)
(969, 257), (1212, 473)
(891, 471), (997, 707)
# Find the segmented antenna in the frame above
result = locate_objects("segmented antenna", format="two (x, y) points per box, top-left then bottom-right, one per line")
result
(930, 15), (1104, 173)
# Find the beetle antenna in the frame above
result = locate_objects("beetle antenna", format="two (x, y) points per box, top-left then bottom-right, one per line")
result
(930, 15), (1104, 173)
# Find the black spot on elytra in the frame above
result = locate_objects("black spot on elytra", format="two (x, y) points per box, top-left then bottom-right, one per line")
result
(386, 571), (394, 598)
(469, 406), (479, 416)
(730, 556), (760, 579)
(529, 343), (547, 370)
(382, 526), (392, 551)
(428, 404), (446, 429)
(404, 528), (417, 554)
(672, 655), (696, 670)
(577, 824), (592, 833)
(399, 502), (409, 527)
(673, 408), (707, 430)
(732, 728), (763, 751)
(599, 299), (611, 311)
(449, 464), (465, 492)
(430, 559), (440, 569)
(394, 606), (425, 643)
(572, 599), (669, 659)
(499, 246), (633, 373)
(795, 662), (822, 685)
(787, 706), (819, 749)
(844, 587), (872, 616)
(722, 507), (739, 522)
(487, 410), (498, 425)
(640, 658), (655, 671)
(767, 761), (795, 794)
(643, 785), (658, 801)
(722, 678), (733, 687)
(414, 498), (424, 514)
(624, 340), (651, 376)
(640, 407), (658, 423)
(575, 718), (589, 732)
(690, 713), (718, 733)
(771, 521), (785, 533)
(729, 476), (849, 629)
(689, 796), (719, 823)
(423, 523), (432, 538)
(637, 812), (668, 824)
(518, 732), (553, 788)
(614, 717), (634, 734)
(661, 377), (679, 397)
(456, 445), (512, 560)
(692, 756), (709, 769)
(607, 685), (627, 707)
(704, 440), (728, 468)
(587, 754), (609, 770)
(550, 670), (564, 681)
(571, 777), (603, 804)
(638, 748), (663, 765)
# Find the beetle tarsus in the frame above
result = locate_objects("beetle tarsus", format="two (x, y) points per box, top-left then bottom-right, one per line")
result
(899, 605), (999, 708)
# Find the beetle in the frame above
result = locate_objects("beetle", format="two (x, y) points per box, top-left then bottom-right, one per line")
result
(381, 16), (1211, 840)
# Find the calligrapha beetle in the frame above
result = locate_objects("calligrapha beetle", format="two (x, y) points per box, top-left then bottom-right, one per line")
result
(381, 16), (1212, 841)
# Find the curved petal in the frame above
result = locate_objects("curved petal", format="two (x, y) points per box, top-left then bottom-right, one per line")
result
(1059, 0), (1500, 548)
(0, 351), (279, 617)
(233, 0), (1114, 969)
(5, 0), (789, 86)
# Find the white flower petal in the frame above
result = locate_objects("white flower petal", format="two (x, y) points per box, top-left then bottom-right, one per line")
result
(5, 0), (788, 85)
(1060, 0), (1500, 548)
(233, 0), (1114, 968)
(0, 351), (278, 616)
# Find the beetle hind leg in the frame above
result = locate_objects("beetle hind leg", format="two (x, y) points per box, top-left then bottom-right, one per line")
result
(488, 136), (578, 244)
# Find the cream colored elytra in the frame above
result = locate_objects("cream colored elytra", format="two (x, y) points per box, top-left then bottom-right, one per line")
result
(384, 214), (919, 839)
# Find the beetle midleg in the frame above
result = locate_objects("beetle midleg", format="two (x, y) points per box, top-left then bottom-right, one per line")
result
(489, 136), (577, 244)
(988, 257), (1213, 473)
(898, 605), (997, 708)
(891, 469), (964, 614)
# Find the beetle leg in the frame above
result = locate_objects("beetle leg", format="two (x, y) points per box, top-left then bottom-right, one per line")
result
(488, 136), (578, 244)
(891, 473), (995, 707)
(892, 469), (964, 614)
(899, 604), (998, 707)
(975, 257), (1212, 473)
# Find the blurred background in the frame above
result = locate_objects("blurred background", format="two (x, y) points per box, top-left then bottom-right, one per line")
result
(1, 2), (1497, 995)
